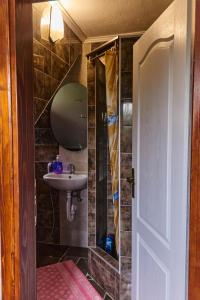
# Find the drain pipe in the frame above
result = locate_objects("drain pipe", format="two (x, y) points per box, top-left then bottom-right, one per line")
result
(66, 191), (77, 222)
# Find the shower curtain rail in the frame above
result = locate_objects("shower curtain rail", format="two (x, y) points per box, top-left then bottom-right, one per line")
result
(86, 36), (119, 61)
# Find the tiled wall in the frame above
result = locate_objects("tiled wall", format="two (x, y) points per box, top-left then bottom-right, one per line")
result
(33, 2), (82, 243)
(59, 44), (90, 247)
(120, 37), (138, 300)
(87, 42), (115, 248)
(89, 248), (120, 299)
(87, 38), (139, 299)
(87, 46), (96, 247)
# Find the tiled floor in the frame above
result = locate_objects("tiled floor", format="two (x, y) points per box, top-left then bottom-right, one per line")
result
(37, 242), (113, 300)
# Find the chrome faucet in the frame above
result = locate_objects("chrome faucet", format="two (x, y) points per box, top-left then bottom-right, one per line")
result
(47, 162), (52, 173)
(68, 163), (75, 174)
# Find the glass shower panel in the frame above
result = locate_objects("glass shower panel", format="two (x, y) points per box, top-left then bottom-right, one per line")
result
(96, 59), (108, 248)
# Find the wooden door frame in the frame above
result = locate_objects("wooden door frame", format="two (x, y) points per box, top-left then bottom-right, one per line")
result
(0, 0), (35, 298)
(189, 1), (200, 299)
(0, 0), (199, 299)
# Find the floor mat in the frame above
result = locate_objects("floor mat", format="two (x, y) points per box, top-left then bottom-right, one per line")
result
(37, 260), (103, 300)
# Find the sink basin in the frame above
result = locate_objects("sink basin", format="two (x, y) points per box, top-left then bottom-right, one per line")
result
(43, 173), (87, 191)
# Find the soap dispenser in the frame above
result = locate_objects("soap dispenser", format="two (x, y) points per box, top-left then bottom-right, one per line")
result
(53, 155), (63, 174)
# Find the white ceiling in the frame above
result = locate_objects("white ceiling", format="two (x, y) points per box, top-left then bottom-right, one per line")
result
(59, 0), (173, 38)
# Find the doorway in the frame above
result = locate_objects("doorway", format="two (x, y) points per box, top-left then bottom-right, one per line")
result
(0, 0), (197, 299)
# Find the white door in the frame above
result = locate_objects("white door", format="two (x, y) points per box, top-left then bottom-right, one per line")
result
(132, 1), (192, 300)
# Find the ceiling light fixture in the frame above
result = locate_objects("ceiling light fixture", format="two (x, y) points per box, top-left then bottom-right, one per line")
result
(41, 1), (64, 43)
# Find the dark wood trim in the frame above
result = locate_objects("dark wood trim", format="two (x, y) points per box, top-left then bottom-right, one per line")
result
(0, 1), (16, 297)
(189, 1), (200, 299)
(0, 0), (36, 298)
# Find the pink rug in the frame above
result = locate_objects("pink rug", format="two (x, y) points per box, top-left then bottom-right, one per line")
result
(37, 260), (103, 300)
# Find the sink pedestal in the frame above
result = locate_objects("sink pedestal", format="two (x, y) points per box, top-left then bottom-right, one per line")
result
(66, 191), (77, 222)
(43, 172), (87, 222)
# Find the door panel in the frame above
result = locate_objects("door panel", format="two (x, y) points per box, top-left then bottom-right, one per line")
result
(138, 237), (169, 300)
(132, 2), (192, 299)
(138, 39), (173, 244)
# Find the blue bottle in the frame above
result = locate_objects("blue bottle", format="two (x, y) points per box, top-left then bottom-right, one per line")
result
(52, 155), (63, 174)
(105, 234), (114, 255)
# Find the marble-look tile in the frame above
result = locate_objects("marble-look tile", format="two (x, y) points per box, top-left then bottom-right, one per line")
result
(88, 234), (96, 246)
(36, 226), (60, 244)
(37, 189), (59, 211)
(36, 179), (49, 194)
(43, 74), (52, 100)
(61, 256), (80, 264)
(87, 61), (95, 83)
(36, 193), (51, 211)
(87, 81), (95, 105)
(35, 128), (57, 145)
(33, 40), (52, 76)
(33, 39), (43, 56)
(107, 215), (115, 233)
(121, 206), (132, 231)
(120, 275), (132, 300)
(121, 179), (132, 206)
(121, 126), (132, 153)
(90, 248), (119, 271)
(121, 231), (132, 257)
(32, 8), (41, 41)
(34, 69), (45, 99)
(36, 242), (67, 258)
(88, 196), (95, 214)
(35, 162), (48, 179)
(70, 37), (82, 65)
(88, 149), (96, 170)
(89, 253), (119, 299)
(104, 294), (113, 300)
(88, 128), (95, 149)
(88, 189), (95, 202)
(34, 98), (47, 122)
(51, 40), (70, 64)
(33, 54), (44, 72)
(87, 275), (106, 297)
(50, 77), (60, 96)
(76, 258), (88, 275)
(43, 48), (52, 76)
(37, 208), (56, 227)
(34, 71), (55, 101)
(121, 153), (132, 178)
(35, 105), (51, 128)
(51, 54), (68, 81)
(121, 72), (132, 99)
(88, 212), (96, 233)
(103, 270), (117, 298)
(88, 105), (96, 128)
(66, 247), (88, 258)
(115, 273), (120, 300)
(121, 39), (134, 72)
(121, 257), (132, 279)
(35, 145), (58, 162)
(36, 255), (59, 268)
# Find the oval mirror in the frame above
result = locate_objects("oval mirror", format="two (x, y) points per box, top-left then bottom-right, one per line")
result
(50, 82), (87, 151)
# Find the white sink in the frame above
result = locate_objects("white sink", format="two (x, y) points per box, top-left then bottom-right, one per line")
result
(43, 172), (87, 191)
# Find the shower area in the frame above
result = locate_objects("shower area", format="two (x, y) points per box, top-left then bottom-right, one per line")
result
(95, 42), (119, 259)
(87, 36), (138, 299)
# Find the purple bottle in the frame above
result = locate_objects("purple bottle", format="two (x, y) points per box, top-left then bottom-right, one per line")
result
(105, 234), (114, 255)
(52, 155), (63, 174)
